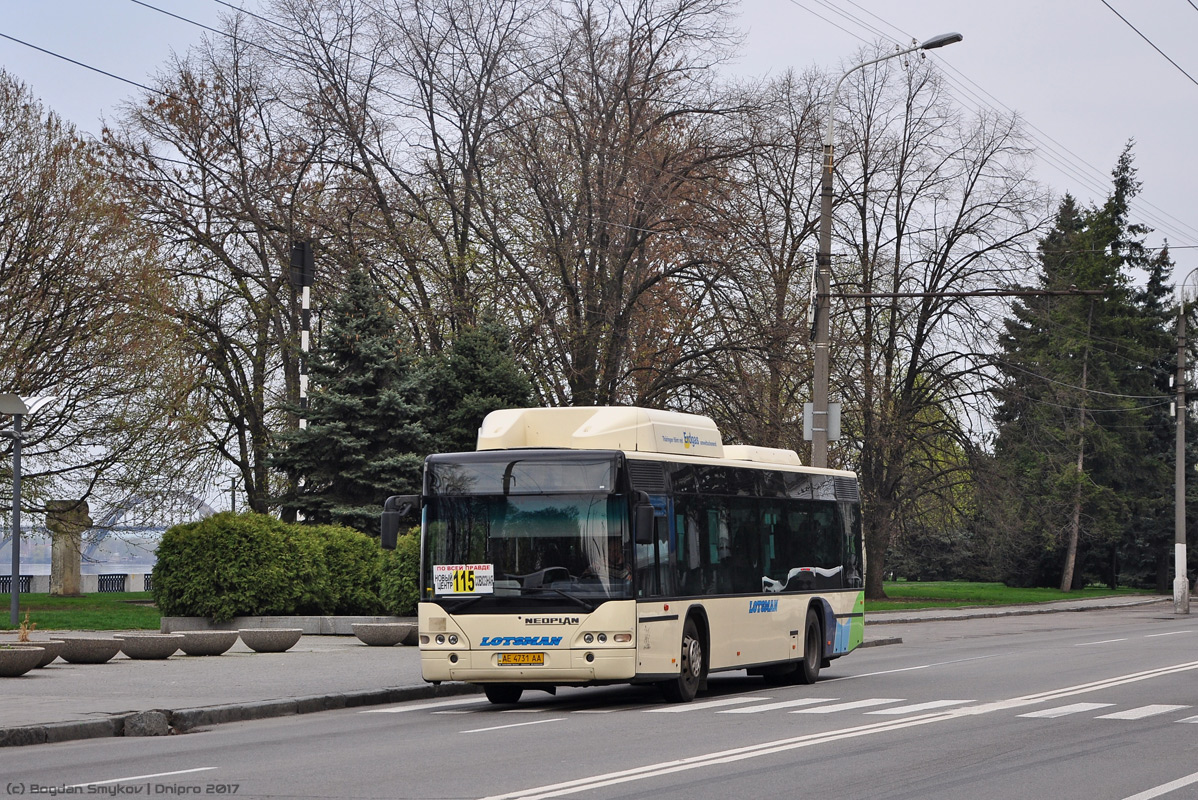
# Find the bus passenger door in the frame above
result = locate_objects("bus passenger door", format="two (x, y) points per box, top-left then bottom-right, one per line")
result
(635, 497), (681, 678)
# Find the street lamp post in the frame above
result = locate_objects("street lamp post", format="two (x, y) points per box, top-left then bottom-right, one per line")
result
(1, 393), (57, 626)
(1176, 307), (1189, 614)
(811, 32), (963, 468)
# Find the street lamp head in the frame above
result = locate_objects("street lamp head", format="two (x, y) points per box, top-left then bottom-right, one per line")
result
(0, 394), (57, 416)
(920, 32), (963, 51)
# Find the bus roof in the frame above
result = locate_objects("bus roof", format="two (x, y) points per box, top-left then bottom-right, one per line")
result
(476, 406), (804, 467)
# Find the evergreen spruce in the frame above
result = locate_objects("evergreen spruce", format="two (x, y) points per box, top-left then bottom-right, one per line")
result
(422, 319), (533, 454)
(272, 269), (430, 535)
(991, 145), (1176, 589)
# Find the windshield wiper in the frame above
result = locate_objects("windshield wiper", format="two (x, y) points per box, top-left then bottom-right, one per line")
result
(526, 587), (595, 612)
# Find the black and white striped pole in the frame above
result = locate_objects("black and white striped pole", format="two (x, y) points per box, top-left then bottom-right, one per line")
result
(290, 242), (315, 429)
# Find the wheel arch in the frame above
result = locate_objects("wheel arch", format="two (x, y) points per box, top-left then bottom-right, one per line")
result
(682, 603), (711, 685)
(806, 597), (834, 660)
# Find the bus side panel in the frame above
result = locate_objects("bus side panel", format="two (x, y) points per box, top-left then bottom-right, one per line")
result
(701, 595), (799, 671)
(635, 611), (684, 678)
(828, 590), (864, 656)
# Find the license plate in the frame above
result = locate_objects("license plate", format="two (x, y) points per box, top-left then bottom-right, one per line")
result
(497, 652), (544, 666)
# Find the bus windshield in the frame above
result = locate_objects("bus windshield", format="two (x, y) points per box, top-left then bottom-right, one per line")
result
(423, 454), (632, 609)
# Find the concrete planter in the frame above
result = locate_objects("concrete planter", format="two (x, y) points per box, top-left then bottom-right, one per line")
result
(58, 637), (123, 664)
(179, 630), (239, 656)
(29, 639), (66, 667)
(0, 645), (45, 677)
(117, 633), (183, 660)
(239, 628), (302, 653)
(352, 622), (417, 646)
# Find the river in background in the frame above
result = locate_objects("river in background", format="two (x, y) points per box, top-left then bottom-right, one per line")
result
(0, 528), (161, 576)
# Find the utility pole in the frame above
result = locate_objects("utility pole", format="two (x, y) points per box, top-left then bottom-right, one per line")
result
(1176, 309), (1190, 614)
(811, 32), (963, 469)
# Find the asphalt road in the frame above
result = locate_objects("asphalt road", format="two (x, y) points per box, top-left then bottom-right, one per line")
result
(5, 604), (1198, 800)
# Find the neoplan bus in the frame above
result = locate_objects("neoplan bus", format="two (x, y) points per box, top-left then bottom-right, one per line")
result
(380, 406), (864, 705)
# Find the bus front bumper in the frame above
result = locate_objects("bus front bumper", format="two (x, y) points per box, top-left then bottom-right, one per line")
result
(422, 647), (638, 684)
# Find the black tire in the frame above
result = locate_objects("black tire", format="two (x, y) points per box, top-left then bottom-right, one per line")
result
(483, 684), (523, 705)
(661, 617), (704, 702)
(797, 607), (823, 685)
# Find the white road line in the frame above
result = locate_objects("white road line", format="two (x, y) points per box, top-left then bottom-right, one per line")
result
(361, 697), (486, 713)
(1019, 703), (1114, 719)
(432, 710), (474, 715)
(719, 698), (835, 714)
(644, 695), (772, 713)
(1097, 705), (1190, 720)
(791, 698), (903, 714)
(1175, 715), (1198, 723)
(824, 655), (995, 682)
(479, 660), (1198, 800)
(502, 709), (548, 713)
(68, 769), (217, 789)
(1146, 631), (1193, 638)
(1077, 638), (1128, 646)
(463, 718), (564, 734)
(1122, 769), (1198, 799)
(867, 700), (973, 715)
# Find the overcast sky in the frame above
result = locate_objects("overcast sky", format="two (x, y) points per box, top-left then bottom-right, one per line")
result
(3, 0), (1197, 285)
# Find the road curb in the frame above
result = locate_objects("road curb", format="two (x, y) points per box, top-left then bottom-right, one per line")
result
(0, 681), (484, 748)
(866, 597), (1169, 625)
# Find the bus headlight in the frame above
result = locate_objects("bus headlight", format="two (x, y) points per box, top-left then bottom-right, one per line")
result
(583, 633), (594, 643)
(435, 634), (446, 645)
(448, 634), (459, 645)
(597, 633), (607, 643)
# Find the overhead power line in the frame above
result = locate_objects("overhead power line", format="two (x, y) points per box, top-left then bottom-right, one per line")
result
(0, 30), (162, 95)
(1100, 0), (1198, 90)
(780, 0), (1198, 248)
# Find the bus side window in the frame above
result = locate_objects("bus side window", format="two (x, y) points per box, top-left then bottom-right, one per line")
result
(840, 502), (863, 588)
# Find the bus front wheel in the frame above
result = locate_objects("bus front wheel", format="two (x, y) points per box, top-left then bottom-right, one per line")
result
(797, 607), (822, 685)
(661, 617), (704, 703)
(483, 684), (523, 705)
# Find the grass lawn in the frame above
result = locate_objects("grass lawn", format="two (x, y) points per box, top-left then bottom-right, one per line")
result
(870, 581), (1158, 611)
(0, 583), (1162, 628)
(0, 592), (160, 632)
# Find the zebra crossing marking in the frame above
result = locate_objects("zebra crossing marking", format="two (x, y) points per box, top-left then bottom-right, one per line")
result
(644, 695), (773, 713)
(866, 700), (973, 715)
(1019, 703), (1115, 718)
(1097, 704), (1190, 720)
(791, 698), (903, 714)
(718, 697), (834, 714)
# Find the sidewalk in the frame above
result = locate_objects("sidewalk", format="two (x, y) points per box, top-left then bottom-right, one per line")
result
(0, 595), (1173, 747)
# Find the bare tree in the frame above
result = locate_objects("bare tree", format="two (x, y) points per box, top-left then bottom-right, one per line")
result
(693, 70), (827, 448)
(105, 28), (326, 512)
(0, 69), (203, 520)
(476, 0), (742, 405)
(830, 51), (1048, 598)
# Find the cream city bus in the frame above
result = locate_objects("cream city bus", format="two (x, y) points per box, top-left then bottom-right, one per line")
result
(380, 406), (864, 705)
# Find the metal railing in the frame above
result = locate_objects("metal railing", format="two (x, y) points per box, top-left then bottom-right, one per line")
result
(0, 575), (32, 593)
(97, 574), (128, 593)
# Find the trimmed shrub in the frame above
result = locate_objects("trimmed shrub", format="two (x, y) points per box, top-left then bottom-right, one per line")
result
(154, 513), (395, 620)
(309, 524), (385, 614)
(152, 512), (296, 623)
(280, 524), (333, 614)
(380, 529), (420, 616)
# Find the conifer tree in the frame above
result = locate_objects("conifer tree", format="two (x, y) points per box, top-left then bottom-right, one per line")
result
(272, 269), (430, 534)
(422, 319), (533, 454)
(991, 145), (1175, 589)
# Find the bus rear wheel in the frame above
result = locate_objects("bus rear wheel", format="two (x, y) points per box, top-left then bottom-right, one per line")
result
(797, 607), (822, 685)
(661, 617), (704, 703)
(483, 684), (523, 705)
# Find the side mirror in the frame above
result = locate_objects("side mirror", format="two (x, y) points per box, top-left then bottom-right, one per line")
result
(380, 494), (420, 550)
(634, 491), (656, 545)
